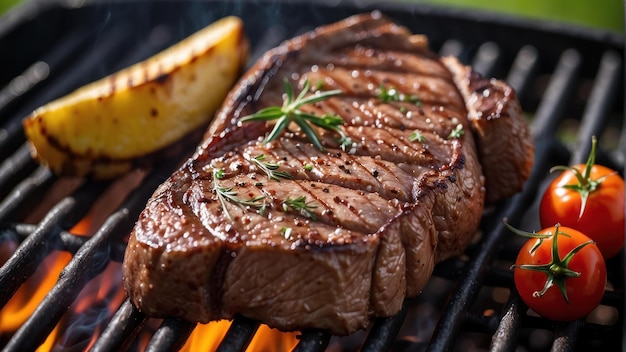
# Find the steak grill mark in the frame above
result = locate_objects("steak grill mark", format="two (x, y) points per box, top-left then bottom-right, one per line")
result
(0, 1), (623, 351)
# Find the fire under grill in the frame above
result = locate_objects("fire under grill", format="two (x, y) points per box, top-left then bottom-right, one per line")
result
(0, 0), (624, 351)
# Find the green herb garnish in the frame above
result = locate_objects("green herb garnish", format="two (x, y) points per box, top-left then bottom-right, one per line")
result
(246, 154), (292, 181)
(281, 226), (293, 238)
(408, 130), (426, 142)
(240, 78), (351, 151)
(213, 168), (265, 220)
(550, 135), (615, 219)
(448, 124), (464, 139)
(377, 84), (422, 106)
(282, 195), (318, 220)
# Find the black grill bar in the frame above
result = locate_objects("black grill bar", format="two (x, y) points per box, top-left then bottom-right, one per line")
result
(427, 197), (531, 351)
(572, 50), (622, 165)
(0, 1), (624, 351)
(470, 41), (501, 78)
(505, 45), (539, 102)
(551, 320), (584, 351)
(0, 144), (37, 200)
(216, 316), (259, 352)
(91, 299), (147, 352)
(145, 318), (196, 352)
(530, 49), (582, 139)
(292, 330), (331, 352)
(489, 294), (525, 350)
(360, 300), (409, 351)
(6, 222), (126, 261)
(0, 166), (53, 224)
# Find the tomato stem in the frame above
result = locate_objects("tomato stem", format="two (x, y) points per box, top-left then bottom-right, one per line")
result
(510, 223), (594, 304)
(503, 219), (553, 239)
(549, 136), (613, 220)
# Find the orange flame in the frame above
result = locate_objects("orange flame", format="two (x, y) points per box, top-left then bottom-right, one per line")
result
(180, 321), (299, 351)
(248, 325), (299, 351)
(181, 320), (231, 351)
(0, 251), (72, 334)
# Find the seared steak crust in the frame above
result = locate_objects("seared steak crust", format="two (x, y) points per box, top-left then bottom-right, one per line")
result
(123, 12), (533, 335)
(442, 56), (534, 203)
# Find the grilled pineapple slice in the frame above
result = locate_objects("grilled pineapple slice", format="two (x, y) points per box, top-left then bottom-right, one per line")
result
(23, 16), (249, 179)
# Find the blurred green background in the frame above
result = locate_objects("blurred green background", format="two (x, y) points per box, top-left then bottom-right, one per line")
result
(400, 0), (624, 33)
(0, 0), (624, 33)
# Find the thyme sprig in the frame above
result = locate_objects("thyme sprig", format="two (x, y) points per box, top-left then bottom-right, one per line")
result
(213, 168), (265, 221)
(240, 78), (351, 151)
(408, 129), (426, 142)
(448, 124), (465, 139)
(282, 196), (318, 220)
(246, 154), (292, 181)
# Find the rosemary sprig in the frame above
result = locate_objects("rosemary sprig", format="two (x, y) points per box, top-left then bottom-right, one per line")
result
(246, 154), (292, 181)
(240, 78), (352, 151)
(213, 168), (265, 220)
(282, 196), (318, 220)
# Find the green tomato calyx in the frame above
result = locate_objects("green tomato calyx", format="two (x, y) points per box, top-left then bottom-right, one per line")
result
(505, 221), (594, 304)
(550, 135), (614, 220)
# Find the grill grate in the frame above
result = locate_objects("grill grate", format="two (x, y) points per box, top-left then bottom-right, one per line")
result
(0, 0), (624, 351)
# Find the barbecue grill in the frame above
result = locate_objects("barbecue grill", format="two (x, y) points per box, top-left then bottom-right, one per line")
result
(0, 0), (624, 351)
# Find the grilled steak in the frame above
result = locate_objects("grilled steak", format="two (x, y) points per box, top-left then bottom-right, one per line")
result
(123, 12), (534, 335)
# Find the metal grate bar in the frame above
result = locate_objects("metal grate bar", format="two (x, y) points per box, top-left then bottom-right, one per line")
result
(0, 166), (53, 224)
(438, 39), (464, 59)
(505, 45), (539, 101)
(571, 50), (622, 165)
(0, 143), (37, 200)
(0, 61), (50, 114)
(489, 294), (525, 351)
(216, 315), (260, 352)
(427, 199), (530, 351)
(0, 29), (93, 155)
(5, 222), (126, 261)
(531, 49), (582, 139)
(292, 330), (331, 352)
(360, 300), (409, 351)
(550, 320), (584, 351)
(471, 41), (501, 78)
(91, 299), (147, 352)
(145, 318), (196, 352)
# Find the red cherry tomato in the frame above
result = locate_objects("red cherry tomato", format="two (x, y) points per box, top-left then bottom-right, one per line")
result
(539, 137), (624, 259)
(513, 225), (606, 321)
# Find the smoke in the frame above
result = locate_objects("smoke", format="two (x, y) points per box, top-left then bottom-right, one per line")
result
(52, 302), (111, 352)
(52, 262), (124, 352)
